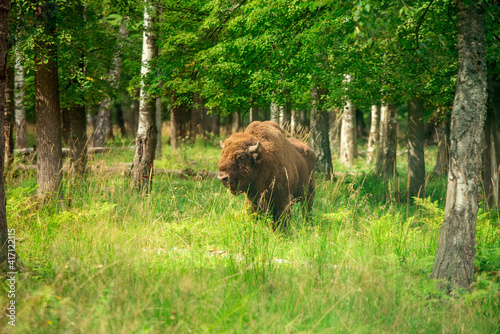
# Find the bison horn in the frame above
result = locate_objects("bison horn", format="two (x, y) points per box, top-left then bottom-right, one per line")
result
(248, 141), (261, 153)
(220, 140), (225, 149)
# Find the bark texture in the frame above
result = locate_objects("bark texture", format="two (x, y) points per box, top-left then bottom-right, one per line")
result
(339, 99), (357, 166)
(35, 0), (62, 198)
(93, 18), (128, 147)
(430, 0), (487, 289)
(290, 109), (298, 135)
(310, 85), (332, 175)
(14, 54), (27, 149)
(4, 62), (13, 165)
(0, 0), (11, 271)
(366, 104), (380, 165)
(270, 101), (279, 123)
(375, 104), (398, 179)
(132, 0), (157, 191)
(407, 97), (426, 201)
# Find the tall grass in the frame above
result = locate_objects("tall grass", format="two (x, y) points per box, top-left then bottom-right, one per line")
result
(1, 141), (499, 333)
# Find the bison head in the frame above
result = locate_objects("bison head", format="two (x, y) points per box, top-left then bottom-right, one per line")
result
(218, 134), (262, 195)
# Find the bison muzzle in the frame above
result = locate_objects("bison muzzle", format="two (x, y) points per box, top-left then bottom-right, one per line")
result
(218, 121), (315, 227)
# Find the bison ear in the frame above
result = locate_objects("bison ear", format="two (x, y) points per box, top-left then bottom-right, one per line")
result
(220, 140), (225, 149)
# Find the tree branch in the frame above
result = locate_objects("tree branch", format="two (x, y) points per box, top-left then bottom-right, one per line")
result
(415, 0), (435, 46)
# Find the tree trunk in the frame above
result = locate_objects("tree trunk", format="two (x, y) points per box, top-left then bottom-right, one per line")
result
(35, 0), (62, 198)
(69, 105), (87, 176)
(339, 97), (357, 166)
(407, 97), (426, 201)
(356, 108), (367, 138)
(250, 107), (259, 123)
(270, 101), (279, 123)
(170, 96), (178, 150)
(125, 92), (140, 137)
(14, 56), (27, 149)
(482, 66), (500, 208)
(290, 109), (298, 135)
(310, 85), (332, 175)
(190, 93), (202, 140)
(224, 113), (232, 135)
(366, 104), (380, 165)
(299, 109), (307, 130)
(430, 0), (487, 290)
(155, 97), (162, 157)
(132, 0), (157, 192)
(93, 18), (128, 147)
(4, 62), (14, 166)
(0, 0), (11, 272)
(375, 104), (398, 179)
(211, 112), (220, 136)
(116, 104), (126, 137)
(232, 111), (240, 133)
(279, 101), (291, 129)
(433, 115), (451, 175)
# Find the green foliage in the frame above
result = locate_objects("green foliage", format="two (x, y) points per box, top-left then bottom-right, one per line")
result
(3, 143), (500, 332)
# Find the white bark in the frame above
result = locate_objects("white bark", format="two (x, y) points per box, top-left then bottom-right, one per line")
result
(366, 104), (380, 164)
(339, 75), (357, 166)
(270, 101), (279, 123)
(14, 55), (27, 149)
(290, 109), (298, 135)
(132, 0), (158, 191)
(339, 103), (357, 166)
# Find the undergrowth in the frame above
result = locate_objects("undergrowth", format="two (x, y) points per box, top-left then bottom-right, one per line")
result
(1, 140), (500, 333)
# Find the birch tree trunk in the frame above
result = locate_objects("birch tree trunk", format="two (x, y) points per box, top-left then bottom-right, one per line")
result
(310, 85), (332, 175)
(35, 0), (62, 198)
(366, 104), (380, 165)
(279, 101), (291, 129)
(4, 63), (14, 166)
(375, 104), (398, 179)
(290, 109), (298, 135)
(0, 0), (11, 271)
(132, 1), (157, 192)
(93, 18), (129, 147)
(14, 56), (27, 149)
(339, 99), (357, 166)
(340, 75), (357, 166)
(407, 97), (426, 201)
(430, 0), (487, 289)
(270, 101), (279, 123)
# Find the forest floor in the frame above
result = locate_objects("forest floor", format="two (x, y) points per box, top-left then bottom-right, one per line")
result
(2, 134), (500, 333)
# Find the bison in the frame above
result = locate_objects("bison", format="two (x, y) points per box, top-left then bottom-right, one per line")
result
(218, 121), (315, 226)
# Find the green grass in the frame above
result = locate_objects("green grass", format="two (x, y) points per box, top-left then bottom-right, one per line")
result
(2, 139), (500, 333)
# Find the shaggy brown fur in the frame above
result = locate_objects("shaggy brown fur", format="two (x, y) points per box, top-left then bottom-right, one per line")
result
(218, 121), (315, 226)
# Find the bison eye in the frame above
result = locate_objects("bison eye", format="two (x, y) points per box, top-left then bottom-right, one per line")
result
(236, 154), (246, 163)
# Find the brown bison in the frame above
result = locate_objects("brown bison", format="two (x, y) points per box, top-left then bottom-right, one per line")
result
(218, 121), (315, 226)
